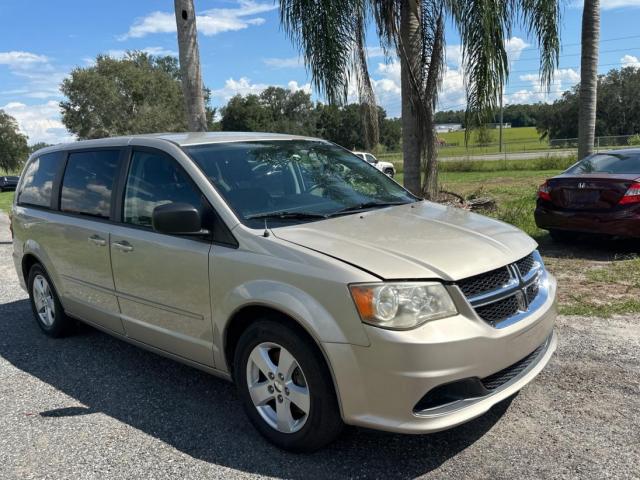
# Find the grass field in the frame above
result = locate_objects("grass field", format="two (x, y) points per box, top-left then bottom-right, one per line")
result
(379, 126), (552, 159)
(0, 191), (13, 214)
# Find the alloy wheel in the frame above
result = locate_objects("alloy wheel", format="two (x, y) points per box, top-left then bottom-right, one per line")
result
(246, 342), (310, 433)
(32, 274), (55, 327)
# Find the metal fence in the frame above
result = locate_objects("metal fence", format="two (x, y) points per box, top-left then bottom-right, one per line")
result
(549, 134), (640, 151)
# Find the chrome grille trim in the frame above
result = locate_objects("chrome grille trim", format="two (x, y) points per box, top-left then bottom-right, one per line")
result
(456, 251), (548, 328)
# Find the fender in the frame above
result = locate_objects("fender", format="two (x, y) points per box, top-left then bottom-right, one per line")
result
(218, 279), (370, 347)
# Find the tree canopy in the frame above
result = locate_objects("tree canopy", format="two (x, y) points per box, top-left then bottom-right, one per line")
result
(0, 110), (29, 172)
(60, 51), (215, 139)
(219, 87), (401, 151)
(537, 67), (640, 140)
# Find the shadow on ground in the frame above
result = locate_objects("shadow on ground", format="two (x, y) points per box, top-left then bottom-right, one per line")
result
(538, 234), (640, 262)
(0, 298), (511, 479)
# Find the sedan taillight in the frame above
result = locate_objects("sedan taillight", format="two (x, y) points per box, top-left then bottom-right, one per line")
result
(619, 181), (640, 205)
(538, 181), (551, 202)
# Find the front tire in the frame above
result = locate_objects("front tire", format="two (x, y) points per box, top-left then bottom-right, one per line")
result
(234, 320), (343, 452)
(27, 264), (73, 337)
(384, 168), (394, 177)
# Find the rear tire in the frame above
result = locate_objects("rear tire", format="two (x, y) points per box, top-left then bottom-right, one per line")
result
(233, 319), (343, 452)
(549, 229), (579, 243)
(27, 264), (74, 337)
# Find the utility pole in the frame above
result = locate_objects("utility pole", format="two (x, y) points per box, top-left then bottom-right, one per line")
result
(499, 87), (504, 153)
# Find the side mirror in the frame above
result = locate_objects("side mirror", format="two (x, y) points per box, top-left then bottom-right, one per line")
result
(152, 202), (209, 236)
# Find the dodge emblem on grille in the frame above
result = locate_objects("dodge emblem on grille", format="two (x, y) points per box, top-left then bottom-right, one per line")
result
(577, 182), (587, 189)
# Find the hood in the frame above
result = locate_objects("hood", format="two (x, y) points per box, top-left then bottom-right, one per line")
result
(377, 161), (394, 169)
(273, 201), (537, 281)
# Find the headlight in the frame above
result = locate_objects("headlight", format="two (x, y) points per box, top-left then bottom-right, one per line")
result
(349, 282), (457, 330)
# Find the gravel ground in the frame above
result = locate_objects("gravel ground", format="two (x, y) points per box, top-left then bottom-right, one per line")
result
(0, 213), (638, 480)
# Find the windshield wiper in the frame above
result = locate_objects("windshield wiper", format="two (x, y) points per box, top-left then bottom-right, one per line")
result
(245, 211), (329, 220)
(329, 201), (411, 216)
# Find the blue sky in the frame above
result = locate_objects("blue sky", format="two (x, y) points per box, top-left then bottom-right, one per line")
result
(1, 0), (640, 144)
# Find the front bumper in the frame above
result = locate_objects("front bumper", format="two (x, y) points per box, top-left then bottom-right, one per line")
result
(324, 274), (557, 434)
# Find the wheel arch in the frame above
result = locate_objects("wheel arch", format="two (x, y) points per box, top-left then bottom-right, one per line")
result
(223, 304), (345, 417)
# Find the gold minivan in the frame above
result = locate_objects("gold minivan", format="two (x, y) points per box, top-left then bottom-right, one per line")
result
(11, 132), (557, 451)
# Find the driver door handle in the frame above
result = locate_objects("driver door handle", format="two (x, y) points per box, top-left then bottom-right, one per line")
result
(88, 235), (107, 247)
(112, 240), (134, 253)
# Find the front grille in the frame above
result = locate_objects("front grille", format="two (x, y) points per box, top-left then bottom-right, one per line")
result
(456, 251), (544, 328)
(515, 253), (535, 277)
(475, 295), (520, 326)
(457, 266), (512, 298)
(481, 341), (546, 390)
(526, 283), (540, 304)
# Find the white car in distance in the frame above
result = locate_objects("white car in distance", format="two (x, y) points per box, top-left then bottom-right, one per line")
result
(352, 151), (396, 177)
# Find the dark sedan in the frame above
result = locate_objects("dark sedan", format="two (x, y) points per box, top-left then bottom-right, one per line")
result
(0, 176), (19, 192)
(535, 149), (640, 240)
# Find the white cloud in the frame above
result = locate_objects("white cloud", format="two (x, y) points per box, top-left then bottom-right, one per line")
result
(507, 68), (580, 104)
(367, 46), (386, 59)
(1, 101), (75, 145)
(505, 37), (530, 63)
(571, 0), (640, 9)
(287, 81), (312, 94)
(119, 1), (276, 40)
(0, 51), (49, 68)
(621, 54), (640, 68)
(446, 45), (463, 68)
(263, 56), (302, 69)
(211, 77), (311, 101)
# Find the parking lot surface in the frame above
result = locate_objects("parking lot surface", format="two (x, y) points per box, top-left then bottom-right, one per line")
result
(0, 213), (638, 480)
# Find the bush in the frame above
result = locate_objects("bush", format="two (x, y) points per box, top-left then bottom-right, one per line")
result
(628, 134), (640, 146)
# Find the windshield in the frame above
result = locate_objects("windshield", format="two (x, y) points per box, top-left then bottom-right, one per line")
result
(566, 151), (640, 174)
(185, 140), (416, 227)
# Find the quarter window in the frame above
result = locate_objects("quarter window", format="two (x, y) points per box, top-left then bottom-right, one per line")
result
(123, 150), (203, 228)
(18, 153), (60, 207)
(60, 150), (120, 218)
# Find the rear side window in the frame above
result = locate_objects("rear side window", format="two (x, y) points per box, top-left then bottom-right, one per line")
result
(123, 150), (202, 228)
(18, 153), (60, 207)
(61, 150), (120, 218)
(566, 152), (640, 174)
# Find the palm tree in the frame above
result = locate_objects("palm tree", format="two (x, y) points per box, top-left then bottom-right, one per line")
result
(174, 0), (208, 131)
(578, 0), (600, 160)
(279, 0), (561, 197)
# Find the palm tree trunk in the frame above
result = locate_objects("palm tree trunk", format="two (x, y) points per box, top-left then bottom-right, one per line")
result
(577, 0), (600, 160)
(422, 13), (444, 200)
(400, 0), (422, 196)
(174, 0), (207, 132)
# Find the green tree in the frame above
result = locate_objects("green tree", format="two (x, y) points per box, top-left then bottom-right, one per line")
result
(475, 125), (495, 146)
(60, 52), (214, 139)
(28, 142), (53, 155)
(0, 110), (29, 172)
(278, 0), (560, 198)
(537, 67), (640, 141)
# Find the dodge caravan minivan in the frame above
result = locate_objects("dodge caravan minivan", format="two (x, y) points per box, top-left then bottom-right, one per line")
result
(11, 132), (557, 452)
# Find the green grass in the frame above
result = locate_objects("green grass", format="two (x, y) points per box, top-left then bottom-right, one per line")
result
(559, 297), (640, 317)
(585, 256), (640, 288)
(379, 126), (555, 159)
(381, 153), (576, 175)
(0, 191), (14, 214)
